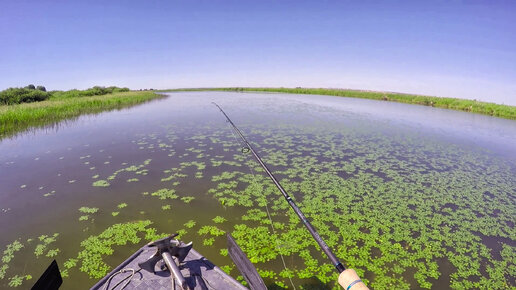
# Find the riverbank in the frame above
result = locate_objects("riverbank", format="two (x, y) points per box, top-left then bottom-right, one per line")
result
(163, 87), (516, 120)
(0, 91), (164, 138)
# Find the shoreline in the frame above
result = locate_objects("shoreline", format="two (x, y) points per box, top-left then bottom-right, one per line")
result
(0, 91), (165, 139)
(160, 87), (516, 120)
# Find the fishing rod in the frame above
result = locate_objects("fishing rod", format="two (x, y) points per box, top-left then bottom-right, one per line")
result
(213, 102), (346, 273)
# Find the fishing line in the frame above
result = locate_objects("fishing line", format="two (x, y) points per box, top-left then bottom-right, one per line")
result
(224, 118), (297, 290)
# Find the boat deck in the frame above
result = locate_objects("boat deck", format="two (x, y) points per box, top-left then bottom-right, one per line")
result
(91, 243), (247, 290)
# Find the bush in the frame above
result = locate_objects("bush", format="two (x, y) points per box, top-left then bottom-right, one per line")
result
(1, 85), (131, 104)
(0, 88), (51, 105)
(50, 86), (130, 99)
(111, 87), (130, 93)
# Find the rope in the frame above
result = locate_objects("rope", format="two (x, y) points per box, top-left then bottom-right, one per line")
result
(226, 122), (297, 290)
(103, 268), (136, 290)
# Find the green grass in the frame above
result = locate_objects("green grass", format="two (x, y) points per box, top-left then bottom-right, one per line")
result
(0, 91), (164, 138)
(163, 87), (516, 120)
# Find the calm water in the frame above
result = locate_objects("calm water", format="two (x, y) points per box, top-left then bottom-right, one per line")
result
(0, 92), (515, 289)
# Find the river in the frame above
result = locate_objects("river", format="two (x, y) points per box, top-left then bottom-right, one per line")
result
(1, 91), (514, 289)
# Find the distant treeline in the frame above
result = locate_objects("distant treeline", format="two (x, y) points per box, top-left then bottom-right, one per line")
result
(0, 85), (130, 105)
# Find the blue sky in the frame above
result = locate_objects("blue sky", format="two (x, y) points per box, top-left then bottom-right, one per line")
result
(1, 0), (515, 104)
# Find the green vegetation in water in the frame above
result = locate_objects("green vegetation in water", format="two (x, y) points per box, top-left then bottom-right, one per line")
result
(79, 207), (99, 214)
(1, 113), (515, 289)
(105, 160), (151, 182)
(7, 275), (31, 288)
(197, 221), (226, 248)
(1, 242), (32, 287)
(184, 220), (196, 229)
(34, 234), (59, 258)
(0, 241), (24, 280)
(165, 87), (516, 120)
(198, 225), (225, 237)
(78, 207), (99, 222)
(0, 88), (163, 139)
(181, 196), (195, 203)
(150, 188), (178, 200)
(92, 159), (152, 188)
(43, 190), (56, 197)
(197, 123), (515, 289)
(212, 216), (227, 224)
(71, 221), (163, 279)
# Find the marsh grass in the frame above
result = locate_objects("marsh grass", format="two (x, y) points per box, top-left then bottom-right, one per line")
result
(163, 87), (516, 120)
(0, 91), (164, 139)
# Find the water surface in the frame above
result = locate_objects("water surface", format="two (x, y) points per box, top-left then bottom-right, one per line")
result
(1, 92), (515, 289)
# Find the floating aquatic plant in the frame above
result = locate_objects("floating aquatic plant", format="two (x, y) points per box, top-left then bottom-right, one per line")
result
(0, 241), (23, 280)
(34, 233), (59, 258)
(92, 180), (109, 187)
(94, 159), (152, 186)
(220, 248), (228, 257)
(79, 207), (99, 214)
(184, 220), (196, 228)
(212, 216), (227, 224)
(181, 196), (195, 203)
(7, 275), (31, 288)
(150, 188), (178, 200)
(78, 207), (99, 222)
(220, 264), (234, 274)
(74, 220), (162, 279)
(198, 225), (225, 237)
(46, 249), (59, 258)
(43, 190), (56, 197)
(196, 122), (516, 289)
(203, 238), (215, 246)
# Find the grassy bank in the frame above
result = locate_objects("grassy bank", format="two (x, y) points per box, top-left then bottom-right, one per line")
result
(0, 91), (163, 138)
(164, 87), (516, 120)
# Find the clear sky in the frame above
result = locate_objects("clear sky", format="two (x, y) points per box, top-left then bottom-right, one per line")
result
(1, 0), (515, 105)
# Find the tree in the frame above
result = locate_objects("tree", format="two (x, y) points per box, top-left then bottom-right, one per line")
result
(25, 84), (36, 90)
(36, 86), (46, 92)
(0, 87), (50, 105)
